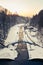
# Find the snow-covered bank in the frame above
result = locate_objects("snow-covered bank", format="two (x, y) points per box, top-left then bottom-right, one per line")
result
(0, 45), (18, 60)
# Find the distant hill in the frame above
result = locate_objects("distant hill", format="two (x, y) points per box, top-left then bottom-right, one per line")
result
(0, 6), (29, 44)
(30, 10), (43, 44)
(30, 10), (43, 29)
(38, 10), (43, 28)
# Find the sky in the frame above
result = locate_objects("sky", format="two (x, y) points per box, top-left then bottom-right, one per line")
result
(0, 0), (43, 17)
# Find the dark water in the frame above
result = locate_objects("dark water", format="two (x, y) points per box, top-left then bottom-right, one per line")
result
(0, 59), (43, 65)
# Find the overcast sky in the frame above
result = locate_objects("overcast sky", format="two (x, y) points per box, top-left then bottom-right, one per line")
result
(0, 0), (43, 17)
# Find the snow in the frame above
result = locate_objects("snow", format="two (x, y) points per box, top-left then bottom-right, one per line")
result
(25, 29), (43, 59)
(0, 47), (18, 59)
(0, 24), (43, 60)
(4, 25), (19, 46)
(27, 44), (43, 59)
